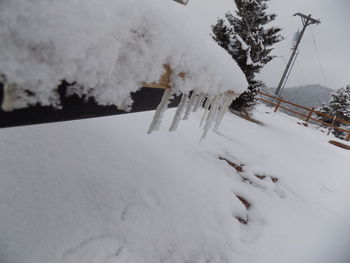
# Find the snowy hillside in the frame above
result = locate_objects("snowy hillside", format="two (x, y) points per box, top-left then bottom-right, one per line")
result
(263, 85), (332, 108)
(1, 105), (349, 263)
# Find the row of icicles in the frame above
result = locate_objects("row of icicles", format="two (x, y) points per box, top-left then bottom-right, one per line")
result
(147, 89), (237, 140)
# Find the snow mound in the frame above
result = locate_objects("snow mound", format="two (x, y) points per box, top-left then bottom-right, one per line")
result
(0, 0), (247, 110)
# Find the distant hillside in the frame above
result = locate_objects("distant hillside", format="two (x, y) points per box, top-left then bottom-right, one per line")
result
(263, 85), (333, 108)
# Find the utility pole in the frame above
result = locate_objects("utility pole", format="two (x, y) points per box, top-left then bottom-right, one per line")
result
(172, 0), (189, 5)
(275, 13), (320, 97)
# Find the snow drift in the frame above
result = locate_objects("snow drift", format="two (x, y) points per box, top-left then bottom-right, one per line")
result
(1, 105), (350, 263)
(0, 0), (247, 110)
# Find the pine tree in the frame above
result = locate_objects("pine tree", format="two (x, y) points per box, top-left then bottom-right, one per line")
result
(212, 0), (283, 112)
(317, 85), (350, 138)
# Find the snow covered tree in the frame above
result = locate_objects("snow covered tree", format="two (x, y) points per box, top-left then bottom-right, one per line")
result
(212, 0), (283, 112)
(317, 85), (350, 138)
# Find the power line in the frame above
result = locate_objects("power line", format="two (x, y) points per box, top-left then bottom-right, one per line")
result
(310, 28), (328, 87)
(294, 58), (310, 86)
(280, 50), (299, 93)
(275, 54), (310, 87)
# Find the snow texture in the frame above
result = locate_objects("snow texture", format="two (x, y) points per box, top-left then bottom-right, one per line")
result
(1, 104), (350, 263)
(0, 0), (247, 110)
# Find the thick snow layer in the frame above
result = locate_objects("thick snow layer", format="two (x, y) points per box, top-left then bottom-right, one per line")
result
(1, 105), (350, 263)
(0, 0), (247, 110)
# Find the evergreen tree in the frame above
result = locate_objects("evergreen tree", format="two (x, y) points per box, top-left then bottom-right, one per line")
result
(212, 0), (283, 112)
(317, 85), (350, 138)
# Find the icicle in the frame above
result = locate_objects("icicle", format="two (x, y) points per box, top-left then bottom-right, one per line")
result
(205, 95), (222, 123)
(211, 94), (225, 126)
(190, 93), (200, 112)
(147, 87), (236, 139)
(214, 92), (236, 132)
(183, 91), (197, 120)
(193, 93), (205, 112)
(169, 92), (188, 132)
(199, 95), (212, 128)
(147, 88), (172, 134)
(1, 83), (16, 112)
(201, 95), (222, 140)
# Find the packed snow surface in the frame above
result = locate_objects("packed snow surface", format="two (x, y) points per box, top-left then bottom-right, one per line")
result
(1, 104), (350, 263)
(0, 0), (247, 110)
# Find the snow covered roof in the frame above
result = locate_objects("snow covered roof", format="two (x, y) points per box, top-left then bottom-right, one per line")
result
(0, 0), (247, 111)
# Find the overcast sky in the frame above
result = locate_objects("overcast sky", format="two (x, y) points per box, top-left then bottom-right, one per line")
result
(188, 0), (350, 90)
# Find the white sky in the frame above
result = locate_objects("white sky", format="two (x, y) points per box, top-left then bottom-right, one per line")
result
(187, 0), (349, 90)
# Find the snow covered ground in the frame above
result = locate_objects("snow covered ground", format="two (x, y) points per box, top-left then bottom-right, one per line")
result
(0, 104), (349, 263)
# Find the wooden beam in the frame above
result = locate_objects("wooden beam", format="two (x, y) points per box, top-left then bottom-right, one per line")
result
(141, 83), (169, 89)
(293, 13), (321, 25)
(305, 107), (314, 122)
(142, 64), (186, 90)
